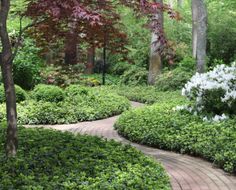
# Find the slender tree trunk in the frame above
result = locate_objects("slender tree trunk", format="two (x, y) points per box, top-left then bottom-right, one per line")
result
(191, 0), (207, 73)
(0, 0), (18, 157)
(192, 0), (198, 59)
(85, 46), (95, 74)
(148, 0), (163, 85)
(64, 30), (77, 65)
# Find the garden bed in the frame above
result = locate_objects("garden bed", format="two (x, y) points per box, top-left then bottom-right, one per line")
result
(0, 125), (170, 190)
(115, 102), (236, 173)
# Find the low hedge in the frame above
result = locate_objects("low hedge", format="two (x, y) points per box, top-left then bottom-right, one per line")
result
(0, 126), (170, 189)
(115, 103), (236, 173)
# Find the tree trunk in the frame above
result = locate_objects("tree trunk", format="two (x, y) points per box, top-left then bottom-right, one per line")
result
(64, 30), (77, 65)
(148, 0), (163, 85)
(85, 46), (95, 74)
(0, 0), (18, 157)
(192, 0), (198, 59)
(192, 0), (207, 73)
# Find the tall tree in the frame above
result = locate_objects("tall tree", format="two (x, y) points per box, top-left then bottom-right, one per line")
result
(148, 0), (164, 85)
(191, 0), (207, 73)
(0, 0), (18, 157)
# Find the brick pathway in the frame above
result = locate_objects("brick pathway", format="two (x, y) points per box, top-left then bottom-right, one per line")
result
(27, 102), (236, 190)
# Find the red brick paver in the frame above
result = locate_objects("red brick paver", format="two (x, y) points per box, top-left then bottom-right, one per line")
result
(26, 102), (236, 190)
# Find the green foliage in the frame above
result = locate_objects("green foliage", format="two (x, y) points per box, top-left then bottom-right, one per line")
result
(115, 102), (236, 173)
(104, 85), (187, 104)
(79, 74), (121, 86)
(32, 84), (65, 103)
(0, 85), (27, 103)
(119, 7), (150, 68)
(65, 85), (90, 97)
(108, 7), (150, 70)
(0, 126), (170, 189)
(108, 61), (132, 75)
(13, 38), (43, 90)
(207, 1), (236, 63)
(155, 68), (193, 91)
(0, 86), (130, 124)
(120, 66), (148, 86)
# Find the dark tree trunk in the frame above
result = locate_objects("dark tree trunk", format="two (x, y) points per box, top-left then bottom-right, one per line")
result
(192, 0), (207, 73)
(85, 46), (95, 74)
(148, 0), (163, 85)
(0, 0), (18, 157)
(64, 30), (78, 65)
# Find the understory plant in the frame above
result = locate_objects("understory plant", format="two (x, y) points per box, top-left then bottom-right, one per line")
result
(181, 63), (236, 121)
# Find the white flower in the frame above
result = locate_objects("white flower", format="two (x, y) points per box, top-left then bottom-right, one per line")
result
(179, 63), (236, 121)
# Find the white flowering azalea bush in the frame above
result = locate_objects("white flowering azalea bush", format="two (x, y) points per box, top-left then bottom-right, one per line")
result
(181, 63), (236, 121)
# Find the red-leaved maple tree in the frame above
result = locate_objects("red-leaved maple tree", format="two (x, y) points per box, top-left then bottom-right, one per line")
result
(24, 0), (179, 64)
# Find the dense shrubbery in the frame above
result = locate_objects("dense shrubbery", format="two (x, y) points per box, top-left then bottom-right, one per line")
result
(120, 66), (148, 86)
(0, 85), (27, 103)
(0, 126), (170, 189)
(115, 102), (236, 173)
(104, 85), (187, 104)
(155, 57), (195, 91)
(0, 85), (130, 124)
(182, 64), (236, 121)
(155, 68), (193, 91)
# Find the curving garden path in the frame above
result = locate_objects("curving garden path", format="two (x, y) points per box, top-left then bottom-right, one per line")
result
(27, 102), (236, 190)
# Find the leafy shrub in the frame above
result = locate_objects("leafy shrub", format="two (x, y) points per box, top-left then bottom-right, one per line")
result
(0, 126), (170, 189)
(177, 56), (196, 72)
(0, 85), (27, 103)
(155, 68), (193, 91)
(109, 61), (133, 75)
(182, 64), (236, 119)
(13, 38), (42, 90)
(65, 85), (90, 97)
(32, 84), (65, 103)
(115, 102), (236, 173)
(120, 66), (148, 85)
